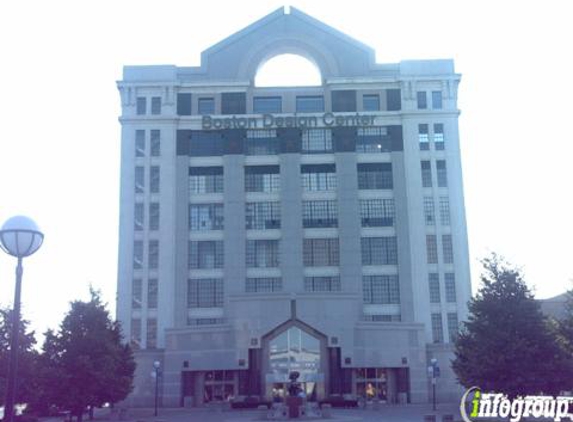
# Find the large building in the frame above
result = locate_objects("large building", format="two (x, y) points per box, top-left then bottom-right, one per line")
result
(116, 7), (471, 407)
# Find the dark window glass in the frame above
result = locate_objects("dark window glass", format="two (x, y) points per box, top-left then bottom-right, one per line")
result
(363, 275), (400, 304)
(429, 273), (441, 303)
(421, 161), (432, 188)
(149, 203), (159, 231)
(357, 163), (393, 189)
(416, 91), (427, 109)
(135, 130), (145, 157)
(177, 93), (192, 115)
(150, 130), (160, 156)
(432, 91), (443, 109)
(246, 130), (279, 155)
(301, 164), (337, 191)
(245, 202), (281, 229)
(198, 98), (215, 115)
(134, 203), (144, 231)
(363, 95), (380, 111)
(360, 199), (395, 227)
(302, 200), (338, 228)
(296, 96), (324, 112)
(189, 167), (224, 193)
(190, 131), (225, 157)
(305, 276), (341, 292)
(303, 238), (339, 267)
(189, 204), (224, 231)
(246, 240), (279, 268)
(188, 241), (224, 269)
(151, 97), (161, 115)
(253, 96), (282, 113)
(434, 123), (444, 150)
(361, 237), (398, 265)
(150, 166), (160, 193)
(245, 165), (280, 192)
(302, 129), (332, 153)
(419, 124), (429, 150)
(135, 166), (145, 193)
(386, 89), (401, 111)
(136, 97), (146, 115)
(356, 127), (391, 153)
(221, 92), (246, 115)
(332, 90), (357, 112)
(187, 278), (223, 308)
(246, 278), (282, 293)
(436, 160), (448, 187)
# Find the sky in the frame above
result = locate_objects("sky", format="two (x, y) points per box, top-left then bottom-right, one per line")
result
(0, 0), (572, 342)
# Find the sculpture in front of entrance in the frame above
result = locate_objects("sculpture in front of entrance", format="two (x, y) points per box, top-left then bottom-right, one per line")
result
(287, 371), (302, 397)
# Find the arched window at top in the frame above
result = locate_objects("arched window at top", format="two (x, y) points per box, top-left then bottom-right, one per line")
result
(255, 54), (322, 87)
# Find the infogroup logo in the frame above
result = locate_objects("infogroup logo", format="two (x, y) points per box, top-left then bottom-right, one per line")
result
(460, 387), (573, 422)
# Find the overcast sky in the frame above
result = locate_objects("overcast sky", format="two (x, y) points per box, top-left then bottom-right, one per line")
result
(1, 0), (571, 341)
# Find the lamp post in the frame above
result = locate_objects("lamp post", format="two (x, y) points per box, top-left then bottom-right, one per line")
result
(153, 361), (161, 416)
(0, 216), (44, 422)
(428, 358), (440, 411)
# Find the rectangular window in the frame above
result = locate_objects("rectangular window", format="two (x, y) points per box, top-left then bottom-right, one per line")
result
(418, 124), (429, 150)
(304, 276), (341, 292)
(246, 277), (282, 293)
(177, 93), (192, 115)
(431, 313), (444, 343)
(132, 279), (142, 309)
(149, 203), (159, 231)
(445, 273), (457, 302)
(356, 127), (391, 153)
(253, 96), (282, 113)
(426, 235), (438, 264)
(246, 240), (279, 268)
(246, 130), (279, 155)
(151, 96), (161, 115)
(150, 130), (161, 156)
(135, 130), (145, 157)
(188, 241), (224, 269)
(386, 89), (401, 111)
(421, 161), (432, 188)
(150, 166), (160, 193)
(148, 240), (159, 269)
(302, 200), (337, 228)
(221, 92), (246, 115)
(147, 279), (158, 309)
(134, 203), (144, 231)
(189, 204), (224, 231)
(442, 234), (454, 263)
(146, 318), (157, 349)
(296, 96), (324, 112)
(245, 165), (280, 192)
(447, 312), (459, 341)
(188, 278), (224, 308)
(363, 275), (400, 304)
(190, 131), (225, 157)
(303, 238), (339, 267)
(135, 166), (145, 193)
(133, 240), (143, 269)
(136, 97), (146, 115)
(363, 94), (380, 111)
(332, 90), (356, 112)
(439, 197), (450, 225)
(432, 91), (443, 109)
(423, 197), (435, 226)
(361, 237), (398, 265)
(130, 318), (141, 349)
(189, 166), (223, 194)
(359, 199), (395, 227)
(302, 129), (333, 153)
(433, 123), (444, 150)
(245, 202), (281, 230)
(429, 273), (441, 303)
(198, 97), (215, 115)
(357, 163), (393, 189)
(416, 91), (427, 109)
(436, 160), (448, 187)
(301, 164), (337, 191)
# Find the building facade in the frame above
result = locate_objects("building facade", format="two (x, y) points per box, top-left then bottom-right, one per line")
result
(116, 7), (471, 407)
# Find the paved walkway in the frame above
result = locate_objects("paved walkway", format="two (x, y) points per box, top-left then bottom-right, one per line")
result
(93, 403), (461, 422)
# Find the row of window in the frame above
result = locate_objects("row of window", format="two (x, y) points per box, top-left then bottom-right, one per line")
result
(130, 317), (157, 349)
(426, 234), (454, 264)
(189, 162), (393, 194)
(136, 96), (162, 116)
(135, 129), (161, 157)
(421, 160), (448, 188)
(428, 273), (457, 303)
(431, 312), (459, 343)
(176, 89), (402, 116)
(423, 196), (450, 226)
(185, 128), (397, 156)
(132, 278), (158, 309)
(418, 124), (445, 151)
(135, 166), (160, 193)
(134, 203), (160, 231)
(417, 91), (443, 110)
(180, 237), (398, 270)
(188, 199), (396, 231)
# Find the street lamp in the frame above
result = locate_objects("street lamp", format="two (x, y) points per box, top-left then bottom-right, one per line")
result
(153, 360), (161, 416)
(0, 216), (44, 422)
(428, 358), (440, 411)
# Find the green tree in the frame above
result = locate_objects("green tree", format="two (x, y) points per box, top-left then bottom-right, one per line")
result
(0, 308), (38, 407)
(452, 254), (573, 397)
(41, 289), (135, 421)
